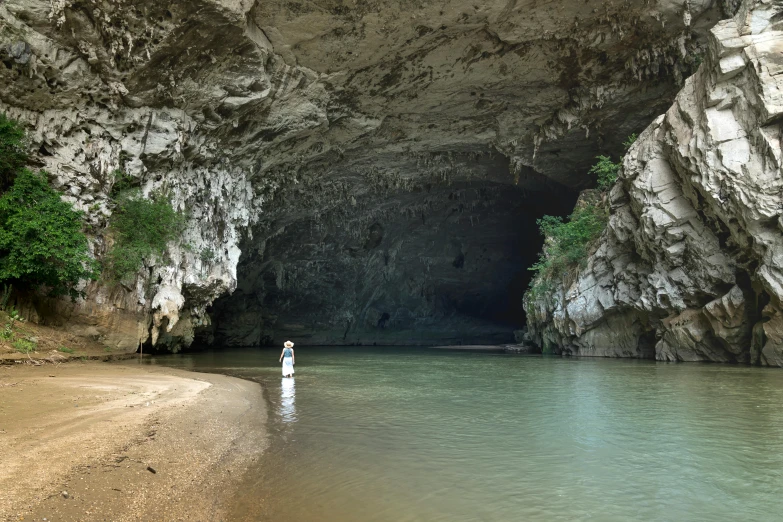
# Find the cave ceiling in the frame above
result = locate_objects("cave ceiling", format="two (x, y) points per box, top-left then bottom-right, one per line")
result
(0, 0), (730, 346)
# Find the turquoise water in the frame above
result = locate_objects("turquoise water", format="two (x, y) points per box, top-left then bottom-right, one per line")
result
(146, 347), (783, 521)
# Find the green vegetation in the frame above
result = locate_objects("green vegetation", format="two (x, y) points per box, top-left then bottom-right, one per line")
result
(109, 168), (139, 198)
(0, 169), (99, 299)
(0, 114), (98, 299)
(106, 162), (186, 281)
(589, 156), (622, 191)
(199, 247), (216, 265)
(0, 323), (12, 341)
(527, 201), (609, 298)
(1, 308), (23, 343)
(7, 308), (22, 325)
(526, 137), (635, 300)
(12, 337), (36, 354)
(0, 113), (28, 191)
(105, 190), (185, 281)
(0, 283), (11, 310)
(58, 345), (75, 354)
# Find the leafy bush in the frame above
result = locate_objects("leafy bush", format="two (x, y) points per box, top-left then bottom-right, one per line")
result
(0, 169), (99, 299)
(109, 169), (139, 198)
(589, 134), (636, 191)
(12, 338), (36, 354)
(199, 247), (215, 265)
(0, 113), (28, 191)
(106, 190), (185, 280)
(7, 308), (22, 325)
(526, 136), (638, 300)
(528, 203), (608, 282)
(589, 155), (620, 191)
(0, 322), (12, 341)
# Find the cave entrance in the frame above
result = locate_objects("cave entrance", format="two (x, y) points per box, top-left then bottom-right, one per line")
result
(200, 157), (577, 347)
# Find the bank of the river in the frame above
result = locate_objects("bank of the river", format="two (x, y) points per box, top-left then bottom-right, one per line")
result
(0, 361), (267, 521)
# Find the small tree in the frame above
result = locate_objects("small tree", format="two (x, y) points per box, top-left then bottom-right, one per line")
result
(589, 155), (620, 191)
(106, 190), (185, 280)
(0, 113), (28, 191)
(0, 169), (99, 299)
(528, 203), (609, 282)
(109, 168), (139, 198)
(526, 136), (635, 299)
(199, 247), (216, 264)
(588, 134), (635, 191)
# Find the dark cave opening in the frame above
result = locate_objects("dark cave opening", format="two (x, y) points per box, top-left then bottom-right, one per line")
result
(198, 156), (577, 348)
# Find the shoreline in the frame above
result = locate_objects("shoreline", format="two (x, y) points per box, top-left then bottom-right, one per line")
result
(0, 360), (267, 521)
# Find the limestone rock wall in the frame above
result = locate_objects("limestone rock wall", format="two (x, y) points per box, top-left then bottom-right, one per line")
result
(524, 0), (783, 366)
(205, 177), (575, 347)
(0, 0), (725, 350)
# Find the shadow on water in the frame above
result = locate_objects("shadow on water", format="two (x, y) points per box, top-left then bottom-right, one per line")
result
(144, 347), (783, 522)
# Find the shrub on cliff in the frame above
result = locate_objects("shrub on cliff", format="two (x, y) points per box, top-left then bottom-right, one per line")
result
(0, 169), (99, 299)
(590, 156), (620, 191)
(109, 168), (139, 199)
(527, 201), (608, 288)
(525, 137), (635, 301)
(0, 113), (28, 191)
(106, 190), (185, 281)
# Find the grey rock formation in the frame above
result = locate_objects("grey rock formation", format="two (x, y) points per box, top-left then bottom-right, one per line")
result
(0, 0), (725, 349)
(206, 177), (572, 346)
(525, 0), (783, 366)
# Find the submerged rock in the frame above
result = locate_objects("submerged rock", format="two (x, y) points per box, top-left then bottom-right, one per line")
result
(525, 0), (783, 366)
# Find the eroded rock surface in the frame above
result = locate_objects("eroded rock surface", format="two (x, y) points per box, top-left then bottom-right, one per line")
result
(525, 0), (783, 365)
(206, 176), (573, 346)
(0, 0), (725, 349)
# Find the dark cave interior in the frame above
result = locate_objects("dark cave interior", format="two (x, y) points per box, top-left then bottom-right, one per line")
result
(197, 154), (577, 347)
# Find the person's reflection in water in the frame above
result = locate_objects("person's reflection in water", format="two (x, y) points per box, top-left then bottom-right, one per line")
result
(280, 377), (297, 423)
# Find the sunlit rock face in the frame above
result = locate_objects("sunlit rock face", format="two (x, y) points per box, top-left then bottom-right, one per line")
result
(525, 0), (783, 366)
(0, 0), (726, 349)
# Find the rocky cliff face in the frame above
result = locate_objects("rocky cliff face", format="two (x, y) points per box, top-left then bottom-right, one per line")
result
(0, 0), (726, 349)
(205, 177), (577, 346)
(525, 0), (783, 365)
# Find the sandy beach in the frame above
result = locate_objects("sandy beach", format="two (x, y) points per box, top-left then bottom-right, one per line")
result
(0, 361), (266, 522)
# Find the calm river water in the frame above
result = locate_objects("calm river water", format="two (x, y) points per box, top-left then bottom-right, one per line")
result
(146, 347), (783, 521)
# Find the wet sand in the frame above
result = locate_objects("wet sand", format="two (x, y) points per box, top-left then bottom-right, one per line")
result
(0, 361), (266, 521)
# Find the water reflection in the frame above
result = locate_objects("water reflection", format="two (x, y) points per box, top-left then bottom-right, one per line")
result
(280, 377), (297, 423)
(142, 348), (783, 522)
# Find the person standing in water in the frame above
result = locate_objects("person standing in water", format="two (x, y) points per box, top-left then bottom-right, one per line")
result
(280, 340), (295, 378)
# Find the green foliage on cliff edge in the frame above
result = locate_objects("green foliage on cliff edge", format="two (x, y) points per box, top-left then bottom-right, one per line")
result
(109, 168), (139, 199)
(590, 156), (620, 191)
(0, 114), (98, 299)
(526, 198), (609, 299)
(106, 190), (185, 281)
(525, 143), (631, 301)
(0, 169), (99, 299)
(588, 135), (635, 192)
(0, 113), (28, 191)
